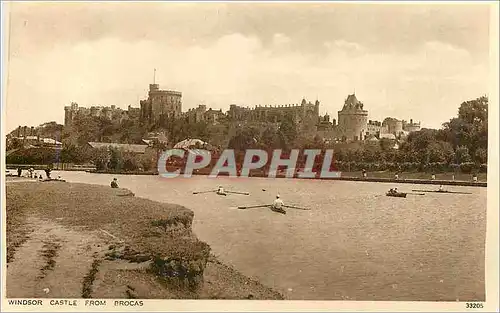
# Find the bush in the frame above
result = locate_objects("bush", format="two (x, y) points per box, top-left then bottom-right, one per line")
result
(459, 162), (476, 174)
(479, 163), (487, 173)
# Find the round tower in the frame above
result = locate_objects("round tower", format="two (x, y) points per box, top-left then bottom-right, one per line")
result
(337, 93), (368, 141)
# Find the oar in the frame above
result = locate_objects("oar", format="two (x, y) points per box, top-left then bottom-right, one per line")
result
(411, 189), (472, 195)
(226, 191), (250, 195)
(193, 190), (216, 194)
(407, 192), (426, 196)
(237, 204), (270, 209)
(284, 205), (310, 211)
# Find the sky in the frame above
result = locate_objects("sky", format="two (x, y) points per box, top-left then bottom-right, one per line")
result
(4, 2), (492, 133)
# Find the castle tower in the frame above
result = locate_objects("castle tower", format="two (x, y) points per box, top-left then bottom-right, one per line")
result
(337, 94), (368, 141)
(140, 79), (182, 125)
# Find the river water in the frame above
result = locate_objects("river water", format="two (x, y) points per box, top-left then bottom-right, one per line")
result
(52, 171), (486, 301)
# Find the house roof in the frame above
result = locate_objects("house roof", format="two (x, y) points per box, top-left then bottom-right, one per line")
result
(379, 133), (396, 140)
(342, 93), (365, 111)
(174, 138), (208, 149)
(41, 138), (62, 145)
(88, 142), (148, 153)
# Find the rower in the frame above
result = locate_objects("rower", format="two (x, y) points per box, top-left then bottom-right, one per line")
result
(111, 178), (119, 188)
(394, 187), (399, 194)
(216, 186), (226, 195)
(438, 185), (444, 192)
(272, 195), (285, 210)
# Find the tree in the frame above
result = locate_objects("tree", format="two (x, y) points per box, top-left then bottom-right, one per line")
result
(474, 147), (488, 164)
(122, 152), (139, 171)
(455, 146), (472, 164)
(379, 138), (393, 151)
(91, 147), (109, 170)
(443, 96), (488, 155)
(227, 127), (259, 151)
(278, 114), (298, 148)
(108, 147), (124, 171)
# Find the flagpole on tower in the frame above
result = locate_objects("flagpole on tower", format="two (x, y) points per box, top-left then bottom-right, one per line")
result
(153, 68), (156, 84)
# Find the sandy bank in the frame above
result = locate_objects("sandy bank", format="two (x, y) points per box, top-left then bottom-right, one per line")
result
(6, 181), (284, 300)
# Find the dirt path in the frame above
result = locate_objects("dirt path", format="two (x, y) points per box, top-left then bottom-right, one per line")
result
(6, 182), (284, 300)
(7, 215), (283, 299)
(6, 216), (111, 298)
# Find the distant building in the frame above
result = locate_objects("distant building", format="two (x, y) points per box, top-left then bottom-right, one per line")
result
(8, 125), (62, 149)
(185, 105), (226, 125)
(227, 98), (320, 131)
(382, 117), (404, 138)
(367, 120), (382, 138)
(402, 119), (421, 133)
(317, 113), (335, 131)
(64, 102), (139, 127)
(87, 142), (148, 154)
(140, 83), (182, 125)
(337, 93), (368, 141)
(186, 105), (208, 123)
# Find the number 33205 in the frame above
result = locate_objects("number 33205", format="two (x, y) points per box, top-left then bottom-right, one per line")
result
(466, 303), (483, 309)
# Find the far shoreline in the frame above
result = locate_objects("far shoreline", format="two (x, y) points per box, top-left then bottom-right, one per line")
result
(64, 169), (487, 187)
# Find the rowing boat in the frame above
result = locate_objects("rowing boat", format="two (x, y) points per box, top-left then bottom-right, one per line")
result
(270, 206), (287, 214)
(386, 192), (407, 198)
(411, 189), (472, 195)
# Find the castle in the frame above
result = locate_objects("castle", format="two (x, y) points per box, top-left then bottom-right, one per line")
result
(62, 79), (421, 143)
(337, 94), (368, 141)
(140, 83), (182, 124)
(335, 93), (421, 141)
(64, 102), (140, 127)
(227, 98), (322, 133)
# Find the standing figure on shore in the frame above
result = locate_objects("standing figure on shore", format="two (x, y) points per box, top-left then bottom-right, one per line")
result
(111, 178), (119, 188)
(45, 167), (52, 180)
(472, 173), (478, 182)
(394, 172), (399, 180)
(438, 185), (444, 192)
(29, 167), (34, 178)
(362, 169), (367, 178)
(431, 173), (436, 180)
(17, 168), (22, 177)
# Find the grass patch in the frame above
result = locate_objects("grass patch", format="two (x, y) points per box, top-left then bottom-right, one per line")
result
(37, 241), (61, 279)
(82, 259), (102, 298)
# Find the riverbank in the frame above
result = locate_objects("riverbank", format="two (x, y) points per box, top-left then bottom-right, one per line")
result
(5, 181), (284, 300)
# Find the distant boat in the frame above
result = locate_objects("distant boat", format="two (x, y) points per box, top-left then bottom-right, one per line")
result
(412, 189), (472, 195)
(386, 192), (407, 198)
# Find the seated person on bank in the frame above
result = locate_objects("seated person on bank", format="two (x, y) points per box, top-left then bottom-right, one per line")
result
(111, 178), (119, 188)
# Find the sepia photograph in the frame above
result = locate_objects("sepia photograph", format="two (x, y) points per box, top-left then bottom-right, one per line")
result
(1, 1), (498, 311)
